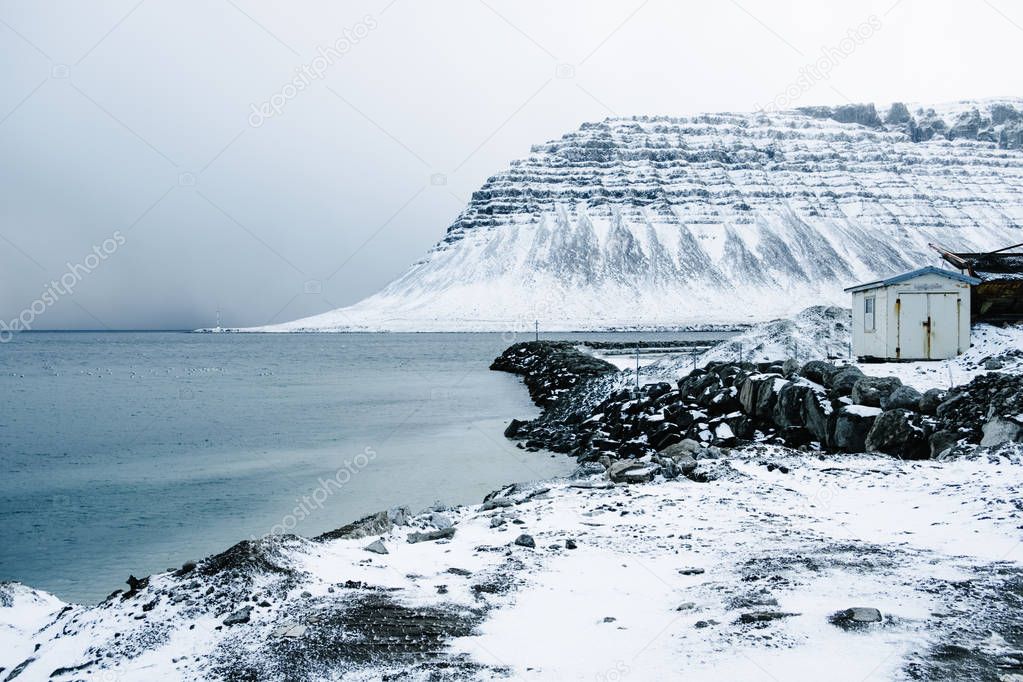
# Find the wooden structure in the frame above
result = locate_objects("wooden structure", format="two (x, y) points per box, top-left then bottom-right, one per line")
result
(845, 267), (979, 361)
(930, 242), (1023, 323)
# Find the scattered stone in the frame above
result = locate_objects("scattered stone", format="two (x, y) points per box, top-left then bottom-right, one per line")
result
(174, 561), (197, 577)
(364, 539), (389, 555)
(678, 567), (705, 576)
(430, 512), (454, 530)
(565, 539), (577, 550)
(828, 607), (882, 629)
(446, 567), (472, 576)
(281, 624), (307, 639)
(513, 534), (536, 549)
(608, 460), (658, 484)
(223, 605), (253, 626)
(407, 528), (456, 544)
(317, 507), (410, 541)
(737, 611), (799, 624)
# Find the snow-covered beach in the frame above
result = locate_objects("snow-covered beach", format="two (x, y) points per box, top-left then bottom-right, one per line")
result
(4, 315), (1023, 681)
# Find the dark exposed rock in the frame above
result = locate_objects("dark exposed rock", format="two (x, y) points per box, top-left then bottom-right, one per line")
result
(317, 507), (410, 542)
(407, 528), (456, 544)
(223, 605), (253, 626)
(737, 373), (781, 418)
(504, 419), (527, 438)
(865, 409), (931, 459)
(801, 389), (836, 446)
(491, 342), (618, 408)
(929, 430), (962, 459)
(882, 385), (922, 411)
(886, 102), (911, 124)
(800, 360), (839, 386)
(514, 534), (536, 549)
(833, 405), (881, 453)
(828, 607), (882, 629)
(772, 382), (807, 428)
(919, 388), (947, 416)
(851, 376), (902, 408)
(830, 366), (865, 395)
(736, 610), (800, 625)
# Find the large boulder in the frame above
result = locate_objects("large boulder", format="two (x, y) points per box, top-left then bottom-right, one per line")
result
(737, 374), (782, 419)
(919, 388), (946, 416)
(851, 376), (903, 407)
(928, 430), (962, 459)
(608, 460), (659, 484)
(833, 405), (881, 452)
(800, 360), (839, 386)
(705, 386), (741, 415)
(773, 382), (815, 429)
(801, 390), (837, 446)
(881, 385), (922, 411)
(980, 416), (1023, 447)
(830, 366), (865, 396)
(865, 409), (931, 459)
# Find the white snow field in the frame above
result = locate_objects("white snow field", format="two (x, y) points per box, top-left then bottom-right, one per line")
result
(3, 446), (1023, 680)
(243, 99), (1023, 332)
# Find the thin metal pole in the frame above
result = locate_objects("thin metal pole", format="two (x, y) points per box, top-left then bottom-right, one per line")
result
(635, 343), (640, 391)
(534, 320), (538, 342)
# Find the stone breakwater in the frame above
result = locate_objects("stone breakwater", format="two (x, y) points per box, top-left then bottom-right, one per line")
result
(493, 342), (1023, 480)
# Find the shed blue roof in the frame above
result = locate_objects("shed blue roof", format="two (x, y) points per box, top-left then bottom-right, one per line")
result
(844, 266), (982, 293)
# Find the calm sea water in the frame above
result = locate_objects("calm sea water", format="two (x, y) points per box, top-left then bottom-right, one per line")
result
(0, 331), (722, 604)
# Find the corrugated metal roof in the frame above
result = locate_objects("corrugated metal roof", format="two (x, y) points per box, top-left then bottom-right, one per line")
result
(843, 266), (981, 293)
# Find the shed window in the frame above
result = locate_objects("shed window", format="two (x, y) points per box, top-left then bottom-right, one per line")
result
(864, 296), (876, 332)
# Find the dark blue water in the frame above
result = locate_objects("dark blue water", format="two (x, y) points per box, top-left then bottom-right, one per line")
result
(0, 331), (717, 603)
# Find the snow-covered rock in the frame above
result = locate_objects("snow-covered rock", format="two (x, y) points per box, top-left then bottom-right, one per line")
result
(251, 99), (1023, 332)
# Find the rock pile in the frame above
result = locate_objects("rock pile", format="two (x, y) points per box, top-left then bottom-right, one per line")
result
(494, 343), (1023, 467)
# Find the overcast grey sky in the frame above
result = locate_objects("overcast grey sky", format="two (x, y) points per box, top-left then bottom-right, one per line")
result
(1, 0), (1019, 330)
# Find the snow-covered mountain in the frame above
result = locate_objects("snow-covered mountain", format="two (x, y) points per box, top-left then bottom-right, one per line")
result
(257, 98), (1023, 332)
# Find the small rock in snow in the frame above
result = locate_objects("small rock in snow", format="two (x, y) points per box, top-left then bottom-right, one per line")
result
(223, 605), (253, 626)
(364, 539), (389, 555)
(514, 534), (536, 549)
(829, 607), (883, 629)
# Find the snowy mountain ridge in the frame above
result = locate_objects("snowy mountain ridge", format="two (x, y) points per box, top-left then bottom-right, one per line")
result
(255, 98), (1023, 332)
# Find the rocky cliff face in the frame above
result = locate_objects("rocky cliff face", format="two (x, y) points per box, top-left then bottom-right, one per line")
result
(263, 98), (1023, 331)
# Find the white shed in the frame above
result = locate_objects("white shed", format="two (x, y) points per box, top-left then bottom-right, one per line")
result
(844, 266), (980, 361)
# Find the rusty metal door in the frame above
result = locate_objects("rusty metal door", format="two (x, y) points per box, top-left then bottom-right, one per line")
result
(897, 293), (959, 360)
(927, 293), (959, 359)
(897, 294), (929, 359)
